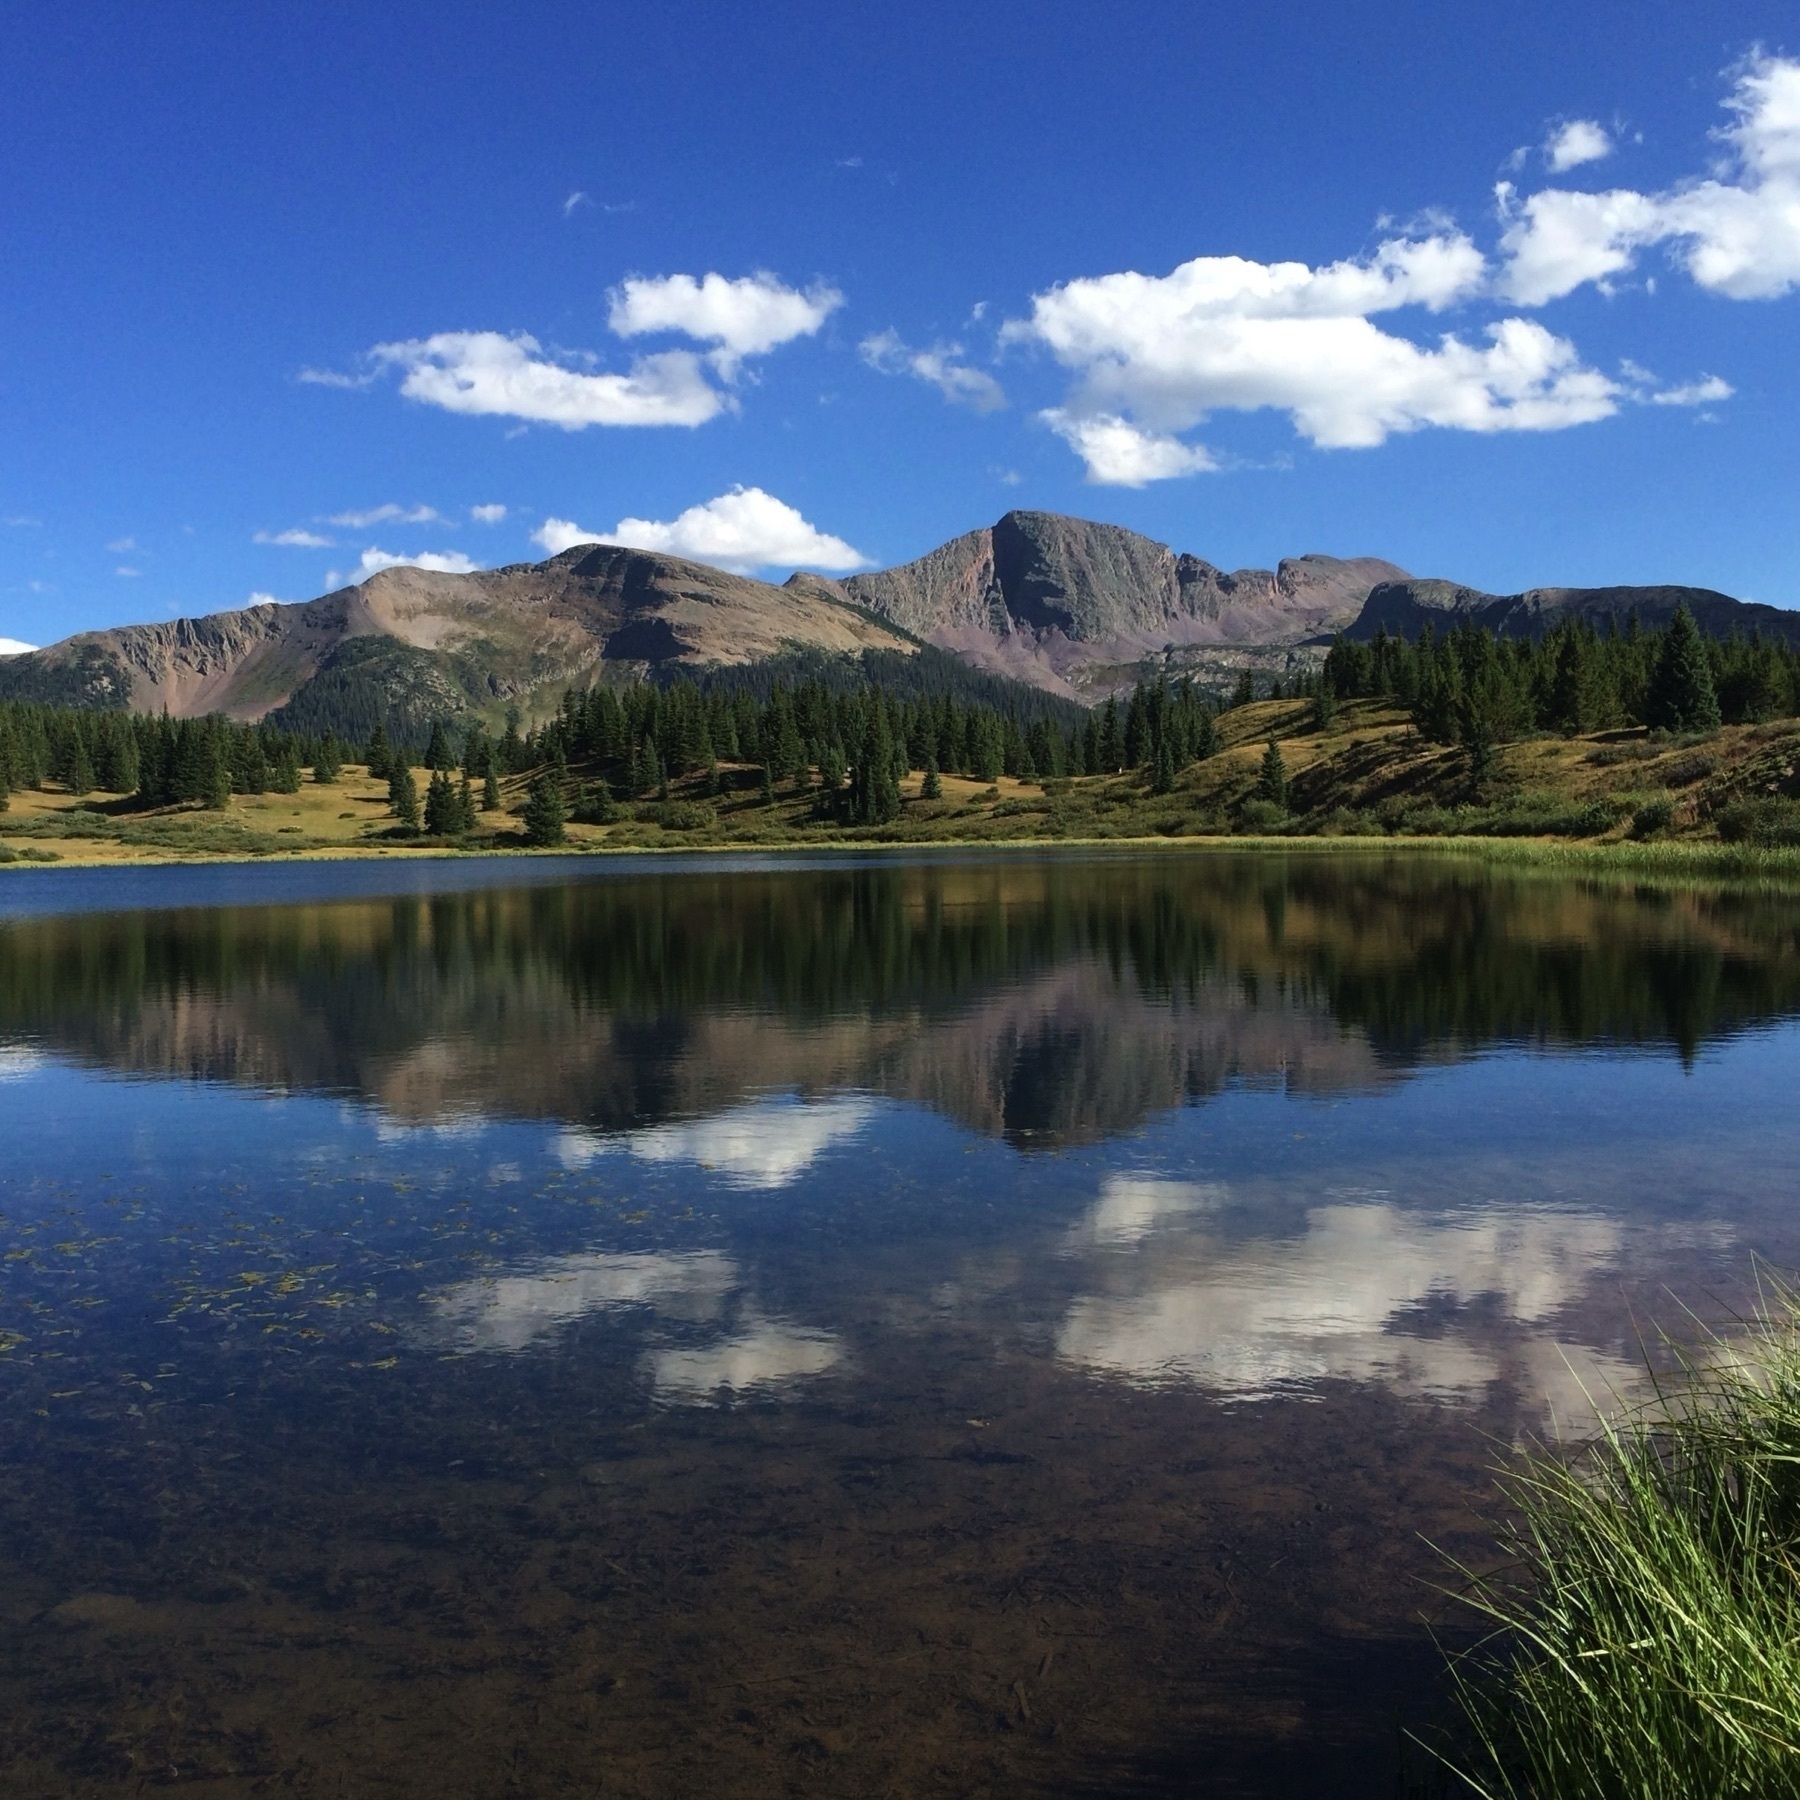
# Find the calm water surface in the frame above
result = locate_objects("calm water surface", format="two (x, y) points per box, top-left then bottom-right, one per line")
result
(1, 850), (1797, 1797)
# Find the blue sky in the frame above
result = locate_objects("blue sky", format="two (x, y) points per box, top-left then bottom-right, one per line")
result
(2, 0), (1797, 652)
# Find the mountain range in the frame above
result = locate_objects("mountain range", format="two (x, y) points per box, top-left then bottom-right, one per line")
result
(2, 510), (1793, 727)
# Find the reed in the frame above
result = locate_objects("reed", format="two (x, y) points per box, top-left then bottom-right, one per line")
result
(1437, 1294), (1800, 1798)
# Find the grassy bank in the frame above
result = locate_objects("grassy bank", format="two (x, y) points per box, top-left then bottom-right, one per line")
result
(1435, 1297), (1800, 1798)
(4, 695), (1800, 876)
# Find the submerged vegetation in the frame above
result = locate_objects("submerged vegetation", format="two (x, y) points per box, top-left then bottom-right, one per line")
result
(1438, 1297), (1800, 1798)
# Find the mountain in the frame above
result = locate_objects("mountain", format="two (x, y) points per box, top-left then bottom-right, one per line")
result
(827, 510), (1405, 698)
(0, 544), (915, 727)
(2, 507), (1790, 727)
(1347, 577), (1800, 649)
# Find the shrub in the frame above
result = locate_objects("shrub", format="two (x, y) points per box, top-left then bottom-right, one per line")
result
(1630, 798), (1675, 839)
(641, 800), (715, 832)
(1715, 796), (1800, 847)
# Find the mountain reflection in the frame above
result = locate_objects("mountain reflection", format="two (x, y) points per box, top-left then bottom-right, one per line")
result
(1, 855), (1797, 1149)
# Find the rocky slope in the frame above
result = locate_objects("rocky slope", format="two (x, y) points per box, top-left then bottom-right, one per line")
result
(830, 511), (1404, 698)
(0, 545), (915, 723)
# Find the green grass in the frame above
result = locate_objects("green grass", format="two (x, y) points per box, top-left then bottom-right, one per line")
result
(1434, 1291), (1800, 1798)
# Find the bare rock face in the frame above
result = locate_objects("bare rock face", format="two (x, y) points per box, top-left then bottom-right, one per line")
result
(841, 511), (1405, 699)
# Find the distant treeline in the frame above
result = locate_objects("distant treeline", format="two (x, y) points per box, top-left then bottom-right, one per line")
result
(1317, 606), (1794, 742)
(0, 605), (1789, 815)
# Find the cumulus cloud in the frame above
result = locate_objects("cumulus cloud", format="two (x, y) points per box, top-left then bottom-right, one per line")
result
(468, 503), (507, 524)
(372, 331), (724, 430)
(607, 271), (843, 377)
(0, 637), (38, 656)
(860, 329), (1006, 410)
(255, 527), (334, 548)
(320, 272), (835, 432)
(1499, 56), (1800, 303)
(531, 487), (868, 576)
(1042, 412), (1217, 485)
(1545, 118), (1614, 172)
(1006, 230), (1616, 480)
(339, 548), (481, 584)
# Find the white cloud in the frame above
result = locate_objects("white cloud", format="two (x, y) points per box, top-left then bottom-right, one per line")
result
(255, 527), (335, 548)
(1042, 412), (1217, 485)
(106, 536), (139, 553)
(468, 503), (507, 524)
(531, 487), (869, 576)
(1649, 374), (1734, 406)
(607, 271), (843, 377)
(1500, 57), (1800, 304)
(246, 591), (288, 607)
(324, 502), (443, 528)
(115, 565), (141, 577)
(296, 365), (376, 390)
(0, 638), (38, 656)
(562, 190), (589, 216)
(373, 330), (724, 429)
(1545, 118), (1614, 172)
(3, 515), (41, 528)
(1007, 230), (1614, 480)
(346, 548), (480, 582)
(860, 329), (1006, 411)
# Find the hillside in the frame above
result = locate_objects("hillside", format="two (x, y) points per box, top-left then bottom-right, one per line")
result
(0, 545), (915, 732)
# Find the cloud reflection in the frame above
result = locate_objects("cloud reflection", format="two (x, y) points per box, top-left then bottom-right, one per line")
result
(435, 1250), (736, 1353)
(557, 1095), (878, 1189)
(1057, 1177), (1638, 1408)
(648, 1318), (844, 1403)
(430, 1248), (845, 1403)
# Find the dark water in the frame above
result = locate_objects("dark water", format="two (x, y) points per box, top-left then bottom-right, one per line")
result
(0, 850), (1797, 1797)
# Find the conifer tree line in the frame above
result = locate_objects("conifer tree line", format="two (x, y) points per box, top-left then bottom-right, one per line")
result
(0, 604), (1788, 816)
(1316, 604), (1797, 742)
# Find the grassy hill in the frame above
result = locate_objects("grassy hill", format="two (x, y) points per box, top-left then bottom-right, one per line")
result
(5, 697), (1799, 872)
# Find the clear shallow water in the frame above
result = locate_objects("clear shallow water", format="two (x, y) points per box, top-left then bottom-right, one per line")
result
(0, 850), (1797, 1796)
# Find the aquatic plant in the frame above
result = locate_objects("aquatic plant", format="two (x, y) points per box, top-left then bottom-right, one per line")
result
(1438, 1293), (1800, 1798)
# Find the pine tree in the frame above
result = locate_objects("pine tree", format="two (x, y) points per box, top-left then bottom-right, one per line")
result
(520, 772), (567, 846)
(66, 739), (95, 797)
(423, 720), (455, 772)
(455, 772), (477, 832)
(388, 761), (419, 829)
(270, 741), (301, 794)
(1231, 669), (1256, 710)
(313, 736), (342, 783)
(423, 769), (457, 835)
(921, 755), (942, 800)
(1646, 603), (1723, 733)
(1256, 738), (1288, 810)
(364, 723), (392, 780)
(482, 768), (501, 812)
(1150, 731), (1176, 795)
(204, 741), (233, 810)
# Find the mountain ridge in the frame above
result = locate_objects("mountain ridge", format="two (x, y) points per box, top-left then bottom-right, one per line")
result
(0, 509), (1784, 724)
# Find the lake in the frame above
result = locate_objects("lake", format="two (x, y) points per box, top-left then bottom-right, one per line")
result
(1, 848), (1797, 1797)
